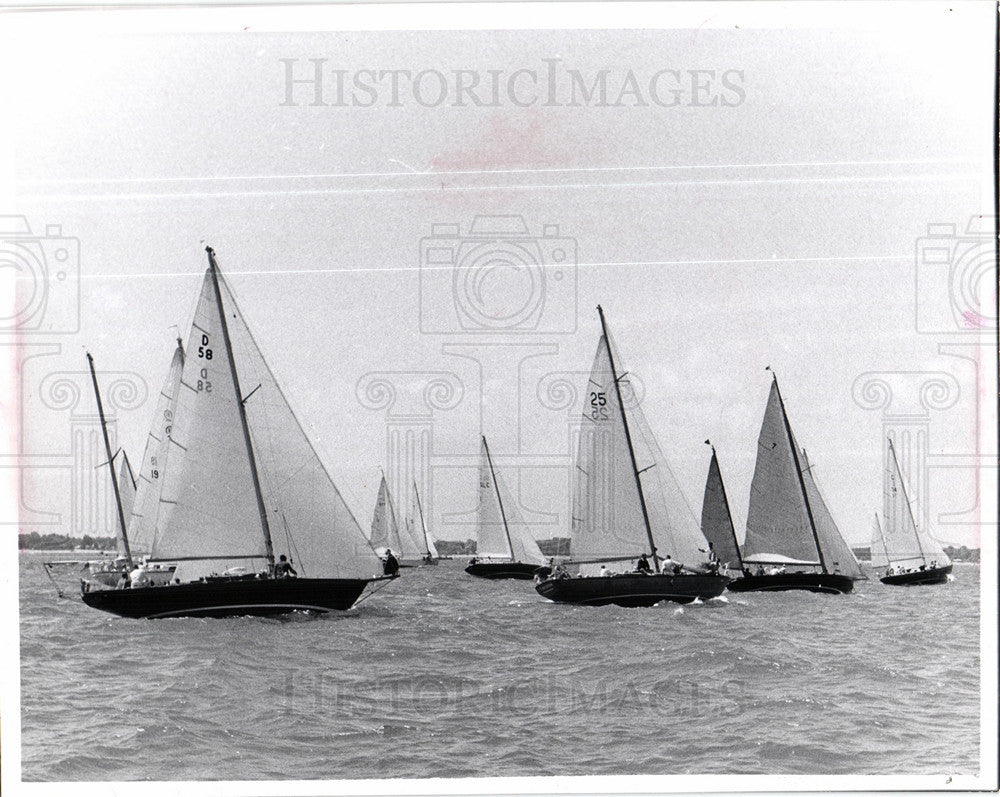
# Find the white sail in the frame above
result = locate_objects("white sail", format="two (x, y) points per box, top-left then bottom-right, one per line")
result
(370, 475), (423, 561)
(883, 439), (950, 568)
(118, 455), (136, 532)
(870, 513), (890, 569)
(572, 324), (709, 573)
(477, 439), (547, 565)
(477, 439), (516, 559)
(219, 278), (382, 579)
(151, 270), (267, 580)
(743, 380), (823, 564)
(412, 484), (438, 559)
(127, 341), (184, 556)
(700, 449), (742, 570)
(799, 449), (863, 578)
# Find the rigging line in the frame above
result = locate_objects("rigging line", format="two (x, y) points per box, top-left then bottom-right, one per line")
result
(352, 577), (397, 608)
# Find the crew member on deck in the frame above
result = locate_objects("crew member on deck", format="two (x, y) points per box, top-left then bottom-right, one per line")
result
(274, 555), (297, 578)
(636, 554), (652, 573)
(383, 549), (400, 576)
(129, 561), (150, 589)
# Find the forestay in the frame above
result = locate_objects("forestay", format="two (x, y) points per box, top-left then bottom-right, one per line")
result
(799, 448), (863, 578)
(127, 342), (184, 555)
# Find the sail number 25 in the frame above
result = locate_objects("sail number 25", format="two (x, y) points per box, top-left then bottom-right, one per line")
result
(196, 334), (213, 393)
(590, 391), (608, 420)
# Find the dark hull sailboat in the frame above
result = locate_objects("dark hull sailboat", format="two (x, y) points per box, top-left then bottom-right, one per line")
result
(880, 564), (952, 586)
(465, 561), (549, 580)
(466, 437), (551, 581)
(727, 571), (854, 594)
(81, 575), (392, 619)
(79, 248), (393, 619)
(536, 572), (729, 607)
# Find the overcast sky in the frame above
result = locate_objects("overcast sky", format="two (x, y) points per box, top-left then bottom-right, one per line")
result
(3, 2), (995, 548)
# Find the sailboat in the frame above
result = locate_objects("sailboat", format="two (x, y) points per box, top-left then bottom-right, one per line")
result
(699, 442), (744, 575)
(728, 371), (862, 594)
(370, 473), (430, 567)
(466, 436), (551, 580)
(534, 307), (729, 606)
(872, 438), (953, 586)
(409, 482), (439, 565)
(81, 247), (395, 618)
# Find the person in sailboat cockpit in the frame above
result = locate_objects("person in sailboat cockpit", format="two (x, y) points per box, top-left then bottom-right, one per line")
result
(383, 549), (399, 576)
(274, 555), (297, 578)
(636, 554), (652, 573)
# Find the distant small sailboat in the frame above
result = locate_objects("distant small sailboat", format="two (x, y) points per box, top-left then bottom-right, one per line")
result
(465, 436), (551, 580)
(534, 306), (729, 606)
(370, 473), (428, 567)
(699, 442), (744, 574)
(728, 371), (862, 594)
(409, 481), (439, 565)
(872, 438), (952, 586)
(81, 247), (394, 618)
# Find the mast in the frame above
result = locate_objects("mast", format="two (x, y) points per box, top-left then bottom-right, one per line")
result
(413, 480), (432, 557)
(708, 441), (744, 563)
(87, 352), (134, 569)
(888, 438), (925, 563)
(771, 372), (827, 572)
(482, 436), (516, 560)
(596, 305), (658, 569)
(206, 246), (275, 571)
(874, 512), (891, 567)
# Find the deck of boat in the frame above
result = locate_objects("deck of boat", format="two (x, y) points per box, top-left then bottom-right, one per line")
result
(465, 561), (549, 580)
(880, 564), (952, 586)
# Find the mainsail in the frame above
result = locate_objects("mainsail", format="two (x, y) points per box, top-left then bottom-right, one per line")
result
(571, 309), (709, 572)
(879, 438), (950, 568)
(476, 437), (547, 565)
(151, 259), (382, 581)
(127, 340), (184, 555)
(700, 446), (743, 570)
(412, 483), (438, 559)
(743, 376), (860, 578)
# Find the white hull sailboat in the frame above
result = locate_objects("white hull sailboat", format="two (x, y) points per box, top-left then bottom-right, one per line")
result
(81, 247), (394, 618)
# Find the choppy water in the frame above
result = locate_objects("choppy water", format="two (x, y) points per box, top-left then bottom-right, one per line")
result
(20, 554), (981, 780)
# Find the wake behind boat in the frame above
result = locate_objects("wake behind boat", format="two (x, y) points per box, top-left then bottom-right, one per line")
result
(872, 438), (953, 587)
(534, 306), (729, 606)
(81, 247), (395, 618)
(725, 371), (862, 595)
(465, 436), (551, 580)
